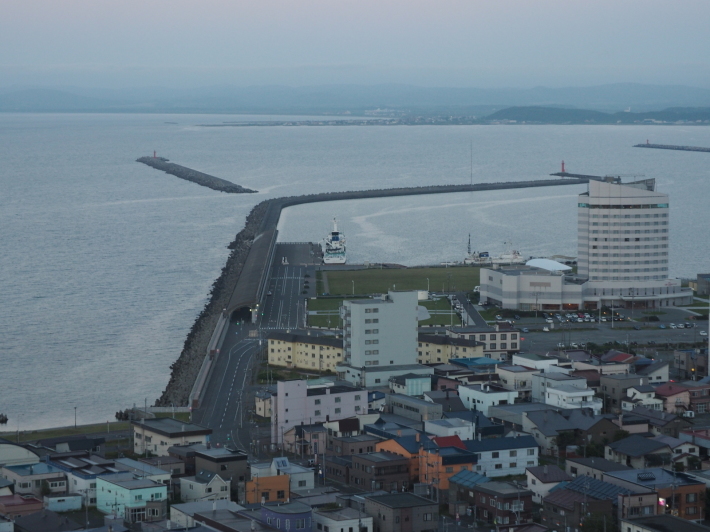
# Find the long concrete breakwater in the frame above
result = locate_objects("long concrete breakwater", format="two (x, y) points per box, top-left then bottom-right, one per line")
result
(137, 156), (257, 193)
(634, 143), (710, 153)
(156, 175), (588, 407)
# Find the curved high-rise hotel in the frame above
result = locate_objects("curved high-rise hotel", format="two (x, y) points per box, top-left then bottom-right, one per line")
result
(480, 177), (693, 310)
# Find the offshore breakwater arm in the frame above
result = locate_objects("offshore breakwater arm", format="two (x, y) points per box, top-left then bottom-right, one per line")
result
(156, 176), (588, 407)
(137, 156), (257, 193)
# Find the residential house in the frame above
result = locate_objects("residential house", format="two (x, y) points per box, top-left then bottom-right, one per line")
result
(12, 509), (82, 532)
(364, 493), (438, 532)
(96, 473), (167, 524)
(375, 435), (436, 483)
(35, 436), (105, 455)
(416, 333), (483, 364)
(541, 487), (613, 532)
(327, 434), (379, 457)
(622, 385), (664, 411)
(169, 500), (244, 529)
(424, 418), (473, 440)
(531, 371), (587, 403)
(650, 435), (700, 469)
(636, 360), (670, 383)
(497, 365), (537, 400)
(349, 452), (410, 492)
(244, 473), (289, 505)
(313, 507), (373, 532)
(272, 380), (367, 446)
(388, 373), (431, 396)
(512, 353), (559, 372)
(606, 435), (672, 468)
(570, 369), (603, 393)
(674, 350), (708, 380)
(417, 447), (477, 503)
(283, 424), (327, 456)
(193, 445), (249, 485)
(131, 418), (212, 457)
(600, 374), (649, 413)
(0, 494), (43, 518)
(654, 383), (691, 414)
(267, 331), (343, 371)
(488, 403), (558, 433)
(604, 468), (706, 522)
(49, 454), (137, 506)
(464, 435), (538, 478)
(543, 384), (603, 414)
(458, 384), (518, 416)
(443, 410), (505, 439)
(422, 390), (467, 413)
(250, 457), (314, 493)
(254, 390), (273, 418)
(258, 501), (312, 531)
(446, 470), (491, 514)
(565, 457), (631, 480)
(626, 406), (692, 437)
(179, 470), (229, 502)
(470, 481), (533, 527)
(526, 465), (573, 504)
(682, 382), (710, 414)
(385, 394), (442, 422)
(1, 463), (67, 498)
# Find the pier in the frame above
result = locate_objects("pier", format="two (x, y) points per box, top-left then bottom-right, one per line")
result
(137, 155), (257, 194)
(634, 143), (710, 153)
(156, 173), (589, 407)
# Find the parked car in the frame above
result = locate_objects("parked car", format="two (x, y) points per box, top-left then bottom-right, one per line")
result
(683, 411), (696, 418)
(700, 331), (708, 336)
(496, 315), (503, 320)
(521, 328), (529, 333)
(659, 324), (666, 329)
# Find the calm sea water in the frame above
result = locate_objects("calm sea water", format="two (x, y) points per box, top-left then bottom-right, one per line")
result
(1, 113), (709, 429)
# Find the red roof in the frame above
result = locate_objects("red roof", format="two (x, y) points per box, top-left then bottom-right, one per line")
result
(655, 383), (689, 397)
(432, 435), (466, 450)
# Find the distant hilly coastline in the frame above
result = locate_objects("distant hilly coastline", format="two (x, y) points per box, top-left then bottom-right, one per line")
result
(1, 84), (710, 124)
(485, 106), (710, 124)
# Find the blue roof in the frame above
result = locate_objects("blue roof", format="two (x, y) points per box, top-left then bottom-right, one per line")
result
(4, 463), (62, 476)
(564, 475), (631, 500)
(449, 470), (491, 489)
(369, 391), (386, 401)
(450, 357), (502, 368)
(389, 435), (437, 454)
(464, 435), (537, 453)
(548, 481), (570, 493)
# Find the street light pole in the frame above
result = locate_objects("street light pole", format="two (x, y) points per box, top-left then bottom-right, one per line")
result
(74, 407), (77, 428)
(352, 280), (354, 295)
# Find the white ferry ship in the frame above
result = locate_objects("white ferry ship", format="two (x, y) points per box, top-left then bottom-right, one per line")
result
(323, 218), (346, 264)
(464, 235), (525, 266)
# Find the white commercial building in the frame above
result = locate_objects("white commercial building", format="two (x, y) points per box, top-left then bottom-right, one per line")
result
(424, 418), (474, 440)
(459, 384), (518, 416)
(544, 385), (603, 414)
(480, 178), (692, 311)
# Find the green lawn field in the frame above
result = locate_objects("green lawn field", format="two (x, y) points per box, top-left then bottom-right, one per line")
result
(324, 266), (480, 295)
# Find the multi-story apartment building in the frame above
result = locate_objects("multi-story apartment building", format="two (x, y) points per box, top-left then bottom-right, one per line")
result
(480, 178), (692, 311)
(349, 452), (410, 492)
(364, 493), (438, 532)
(271, 380), (366, 446)
(131, 418), (212, 457)
(267, 331), (343, 372)
(446, 324), (520, 361)
(341, 291), (418, 368)
(464, 435), (538, 478)
(416, 334), (483, 364)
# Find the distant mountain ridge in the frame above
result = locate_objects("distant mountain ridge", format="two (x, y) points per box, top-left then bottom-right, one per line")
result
(1, 83), (710, 115)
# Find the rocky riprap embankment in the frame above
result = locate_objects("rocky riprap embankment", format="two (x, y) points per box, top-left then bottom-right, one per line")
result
(137, 156), (257, 194)
(155, 200), (269, 406)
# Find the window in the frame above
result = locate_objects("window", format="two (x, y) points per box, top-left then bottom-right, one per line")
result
(335, 397), (341, 403)
(510, 450), (517, 457)
(298, 480), (307, 487)
(335, 408), (341, 414)
(686, 493), (697, 503)
(527, 449), (535, 455)
(495, 464), (502, 469)
(277, 490), (285, 499)
(423, 513), (433, 521)
(315, 410), (321, 416)
(492, 452), (499, 458)
(315, 399), (321, 405)
(510, 462), (517, 468)
(355, 395), (361, 400)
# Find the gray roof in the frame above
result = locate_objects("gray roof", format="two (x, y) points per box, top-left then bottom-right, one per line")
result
(565, 457), (632, 473)
(267, 331), (343, 348)
(131, 418), (211, 437)
(620, 514), (710, 532)
(605, 468), (703, 489)
(524, 410), (576, 437)
(636, 360), (669, 376)
(464, 435), (537, 453)
(608, 434), (670, 457)
(366, 493), (436, 508)
(171, 499), (243, 517)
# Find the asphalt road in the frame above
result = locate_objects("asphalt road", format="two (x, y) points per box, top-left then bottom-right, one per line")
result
(193, 243), (321, 451)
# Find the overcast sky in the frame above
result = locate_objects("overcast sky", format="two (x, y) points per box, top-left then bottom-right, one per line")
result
(2, 0), (708, 89)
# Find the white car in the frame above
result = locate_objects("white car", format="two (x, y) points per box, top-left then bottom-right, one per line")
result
(701, 331), (708, 336)
(670, 324), (677, 329)
(546, 318), (554, 323)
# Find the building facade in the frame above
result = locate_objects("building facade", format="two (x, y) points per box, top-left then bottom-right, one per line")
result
(267, 331), (344, 372)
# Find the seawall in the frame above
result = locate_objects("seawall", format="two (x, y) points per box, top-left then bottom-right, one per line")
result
(137, 156), (257, 193)
(156, 177), (588, 406)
